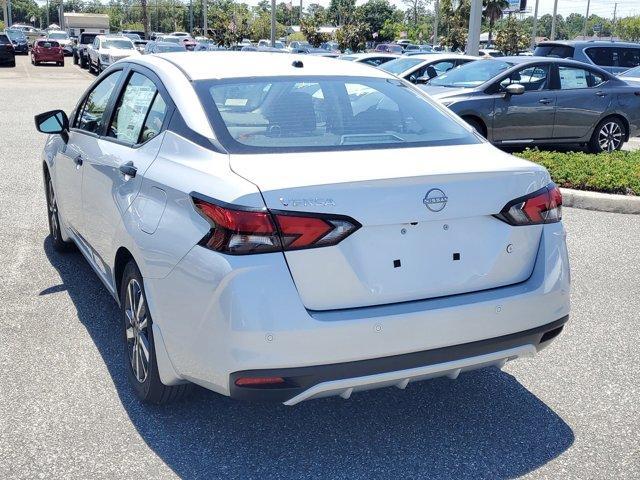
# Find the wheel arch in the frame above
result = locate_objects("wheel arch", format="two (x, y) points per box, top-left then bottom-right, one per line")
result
(461, 114), (488, 138)
(113, 247), (136, 302)
(597, 113), (630, 142)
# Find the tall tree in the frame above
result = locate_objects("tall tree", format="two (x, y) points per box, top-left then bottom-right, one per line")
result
(483, 0), (508, 44)
(141, 0), (149, 37)
(402, 0), (427, 26)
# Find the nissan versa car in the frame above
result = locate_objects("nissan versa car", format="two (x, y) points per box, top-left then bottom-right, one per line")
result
(421, 56), (640, 152)
(35, 52), (570, 405)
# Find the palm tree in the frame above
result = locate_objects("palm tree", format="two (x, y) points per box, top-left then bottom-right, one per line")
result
(484, 0), (509, 45)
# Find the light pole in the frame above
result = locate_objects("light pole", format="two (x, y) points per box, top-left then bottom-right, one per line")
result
(582, 0), (590, 38)
(432, 0), (439, 45)
(203, 0), (208, 37)
(550, 0), (558, 40)
(270, 0), (275, 47)
(1, 1), (8, 30)
(530, 0), (539, 49)
(189, 0), (193, 34)
(466, 0), (482, 56)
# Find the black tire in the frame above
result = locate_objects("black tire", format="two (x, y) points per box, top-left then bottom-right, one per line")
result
(45, 175), (74, 252)
(463, 117), (486, 138)
(588, 117), (626, 153)
(120, 261), (192, 404)
(80, 55), (87, 69)
(73, 54), (78, 65)
(88, 59), (94, 73)
(58, 61), (64, 67)
(96, 60), (102, 74)
(9, 60), (15, 67)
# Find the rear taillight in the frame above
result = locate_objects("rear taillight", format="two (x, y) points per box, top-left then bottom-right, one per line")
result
(496, 183), (562, 226)
(192, 194), (361, 255)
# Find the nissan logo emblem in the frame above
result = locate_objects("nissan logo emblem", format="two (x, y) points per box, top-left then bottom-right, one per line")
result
(423, 188), (448, 212)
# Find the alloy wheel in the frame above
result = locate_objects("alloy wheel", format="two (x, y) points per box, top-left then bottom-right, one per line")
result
(598, 121), (622, 152)
(124, 278), (150, 383)
(47, 179), (59, 241)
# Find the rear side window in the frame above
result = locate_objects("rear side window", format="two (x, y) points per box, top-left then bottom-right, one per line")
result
(618, 48), (640, 68)
(585, 47), (615, 66)
(196, 76), (478, 153)
(0, 35), (9, 45)
(558, 66), (605, 89)
(534, 44), (575, 59)
(76, 71), (123, 134)
(107, 72), (168, 144)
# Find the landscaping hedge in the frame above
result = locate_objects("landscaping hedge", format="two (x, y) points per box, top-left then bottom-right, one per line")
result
(515, 149), (640, 196)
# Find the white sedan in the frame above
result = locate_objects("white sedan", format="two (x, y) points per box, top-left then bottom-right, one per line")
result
(380, 53), (478, 83)
(34, 52), (570, 405)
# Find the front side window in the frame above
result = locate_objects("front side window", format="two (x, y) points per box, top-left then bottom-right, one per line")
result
(559, 66), (604, 89)
(107, 72), (167, 144)
(76, 71), (123, 134)
(499, 64), (550, 91)
(196, 76), (478, 153)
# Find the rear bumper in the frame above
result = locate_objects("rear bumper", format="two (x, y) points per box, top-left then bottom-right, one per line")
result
(144, 222), (570, 398)
(230, 316), (568, 403)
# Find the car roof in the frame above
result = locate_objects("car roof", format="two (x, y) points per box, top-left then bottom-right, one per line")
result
(407, 53), (478, 61)
(343, 52), (398, 58)
(137, 51), (395, 80)
(538, 40), (640, 48)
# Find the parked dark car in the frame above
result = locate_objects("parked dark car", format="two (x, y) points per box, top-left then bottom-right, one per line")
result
(143, 41), (186, 54)
(73, 32), (98, 68)
(5, 29), (29, 54)
(122, 29), (146, 40)
(374, 43), (404, 54)
(31, 40), (64, 66)
(420, 56), (640, 153)
(0, 34), (16, 67)
(534, 41), (640, 75)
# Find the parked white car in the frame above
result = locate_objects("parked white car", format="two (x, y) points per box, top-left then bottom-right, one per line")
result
(87, 35), (140, 74)
(46, 30), (73, 55)
(338, 52), (399, 67)
(35, 52), (570, 405)
(380, 54), (478, 84)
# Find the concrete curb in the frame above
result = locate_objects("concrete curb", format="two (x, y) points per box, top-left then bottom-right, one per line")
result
(561, 188), (640, 215)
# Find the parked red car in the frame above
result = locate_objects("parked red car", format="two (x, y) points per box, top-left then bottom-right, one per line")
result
(31, 40), (64, 66)
(181, 38), (197, 51)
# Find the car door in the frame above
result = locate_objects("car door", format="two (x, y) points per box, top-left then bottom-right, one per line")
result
(55, 70), (124, 236)
(491, 63), (556, 142)
(81, 66), (171, 273)
(553, 65), (610, 139)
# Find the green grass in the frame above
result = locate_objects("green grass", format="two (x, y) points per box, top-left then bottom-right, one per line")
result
(515, 149), (640, 196)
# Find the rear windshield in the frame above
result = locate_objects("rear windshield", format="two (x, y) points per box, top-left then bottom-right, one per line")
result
(380, 57), (424, 75)
(102, 39), (134, 49)
(196, 76), (478, 153)
(38, 41), (60, 47)
(429, 60), (512, 88)
(534, 44), (575, 58)
(80, 34), (97, 44)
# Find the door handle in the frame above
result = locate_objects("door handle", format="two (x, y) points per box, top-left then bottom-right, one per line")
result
(74, 155), (83, 166)
(596, 91), (607, 97)
(538, 98), (553, 105)
(119, 161), (137, 178)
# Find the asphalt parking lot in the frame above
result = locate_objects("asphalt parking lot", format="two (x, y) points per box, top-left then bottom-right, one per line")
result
(0, 55), (639, 479)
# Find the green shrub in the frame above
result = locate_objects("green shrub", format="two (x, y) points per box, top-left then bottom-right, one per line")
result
(515, 149), (640, 196)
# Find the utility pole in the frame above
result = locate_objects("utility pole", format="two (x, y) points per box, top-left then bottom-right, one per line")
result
(203, 0), (207, 37)
(7, 0), (11, 27)
(466, 0), (482, 56)
(270, 0), (276, 46)
(1, 1), (8, 30)
(550, 0), (558, 40)
(432, 0), (439, 46)
(530, 0), (539, 49)
(582, 0), (590, 38)
(46, 0), (49, 27)
(611, 2), (617, 40)
(189, 0), (193, 34)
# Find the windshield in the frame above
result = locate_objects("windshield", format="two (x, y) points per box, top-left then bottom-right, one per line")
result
(380, 57), (424, 75)
(196, 76), (478, 153)
(157, 43), (184, 52)
(6, 30), (26, 41)
(430, 60), (513, 87)
(620, 66), (640, 78)
(161, 36), (181, 44)
(80, 34), (97, 44)
(48, 31), (68, 39)
(102, 39), (134, 49)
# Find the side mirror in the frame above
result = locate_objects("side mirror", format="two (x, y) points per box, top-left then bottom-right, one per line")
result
(504, 83), (525, 96)
(35, 110), (69, 139)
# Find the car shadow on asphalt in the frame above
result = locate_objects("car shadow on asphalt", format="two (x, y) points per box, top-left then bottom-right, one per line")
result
(44, 237), (574, 480)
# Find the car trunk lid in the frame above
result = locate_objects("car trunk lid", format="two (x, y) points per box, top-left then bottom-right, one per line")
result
(230, 143), (550, 310)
